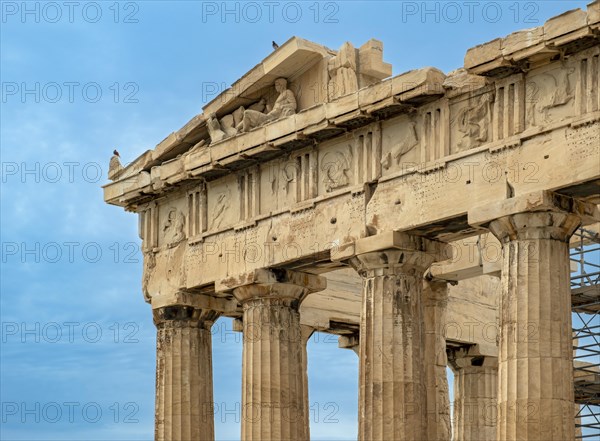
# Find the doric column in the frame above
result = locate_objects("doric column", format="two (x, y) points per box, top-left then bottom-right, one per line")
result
(574, 403), (582, 439)
(153, 305), (220, 441)
(348, 232), (448, 441)
(449, 349), (498, 441)
(469, 191), (597, 441)
(300, 325), (314, 441)
(423, 278), (451, 441)
(231, 269), (326, 441)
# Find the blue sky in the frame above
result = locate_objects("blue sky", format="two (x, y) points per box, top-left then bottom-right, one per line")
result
(0, 1), (594, 440)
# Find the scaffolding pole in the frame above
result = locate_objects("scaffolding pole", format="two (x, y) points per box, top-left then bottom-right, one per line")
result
(571, 227), (600, 440)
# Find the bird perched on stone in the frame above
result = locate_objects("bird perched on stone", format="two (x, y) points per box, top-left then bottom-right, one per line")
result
(109, 149), (124, 181)
(272, 41), (279, 50)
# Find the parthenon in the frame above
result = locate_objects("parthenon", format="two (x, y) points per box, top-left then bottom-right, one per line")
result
(104, 3), (600, 440)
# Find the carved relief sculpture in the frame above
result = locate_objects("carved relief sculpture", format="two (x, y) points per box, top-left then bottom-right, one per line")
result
(241, 78), (297, 132)
(321, 146), (352, 192)
(163, 209), (186, 246)
(455, 93), (492, 151)
(382, 119), (419, 170)
(220, 114), (238, 138)
(141, 251), (156, 302)
(209, 190), (230, 230)
(102, 10), (600, 440)
(207, 113), (226, 143)
(528, 64), (575, 127)
(282, 160), (295, 194)
(328, 42), (359, 100)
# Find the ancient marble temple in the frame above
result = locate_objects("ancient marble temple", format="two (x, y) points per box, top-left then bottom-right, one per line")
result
(104, 3), (600, 440)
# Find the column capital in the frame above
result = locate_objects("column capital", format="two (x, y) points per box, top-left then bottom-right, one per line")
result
(338, 334), (360, 355)
(348, 232), (450, 276)
(469, 190), (598, 242)
(151, 291), (238, 314)
(448, 347), (498, 371)
(423, 274), (449, 304)
(152, 305), (219, 329)
(221, 268), (326, 305)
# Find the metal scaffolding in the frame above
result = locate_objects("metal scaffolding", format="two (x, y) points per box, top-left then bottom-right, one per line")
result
(571, 227), (600, 439)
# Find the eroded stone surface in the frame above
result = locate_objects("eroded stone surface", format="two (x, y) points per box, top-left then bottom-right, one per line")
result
(348, 235), (447, 441)
(153, 306), (219, 441)
(232, 270), (326, 441)
(423, 279), (451, 441)
(103, 5), (600, 439)
(449, 350), (498, 441)
(469, 192), (597, 441)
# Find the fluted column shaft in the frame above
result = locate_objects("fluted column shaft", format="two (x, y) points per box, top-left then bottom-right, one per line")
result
(574, 403), (582, 439)
(488, 211), (581, 440)
(240, 296), (304, 440)
(423, 279), (451, 441)
(350, 236), (445, 441)
(300, 325), (314, 441)
(154, 306), (219, 441)
(232, 270), (325, 441)
(452, 356), (498, 441)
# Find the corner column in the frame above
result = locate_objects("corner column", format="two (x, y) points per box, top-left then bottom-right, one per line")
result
(300, 325), (314, 441)
(231, 269), (326, 441)
(348, 232), (448, 441)
(423, 278), (451, 441)
(469, 191), (597, 441)
(449, 349), (498, 441)
(153, 305), (220, 441)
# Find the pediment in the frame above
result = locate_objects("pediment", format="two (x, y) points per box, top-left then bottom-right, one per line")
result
(203, 37), (335, 117)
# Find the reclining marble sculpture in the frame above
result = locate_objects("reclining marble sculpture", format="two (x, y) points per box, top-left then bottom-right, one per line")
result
(103, 7), (600, 439)
(241, 77), (297, 132)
